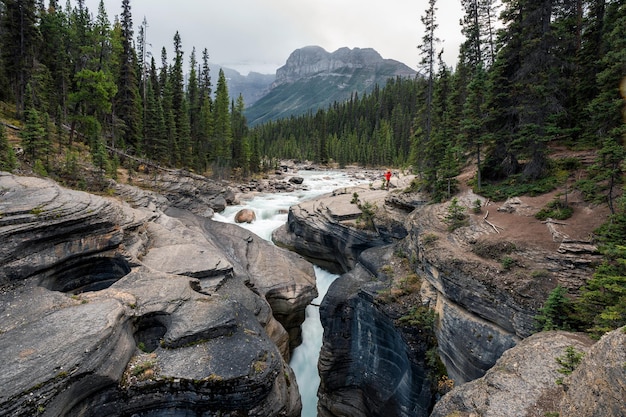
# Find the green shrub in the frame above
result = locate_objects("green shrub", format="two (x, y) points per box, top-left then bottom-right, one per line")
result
(535, 198), (573, 221)
(500, 256), (515, 270)
(535, 285), (574, 331)
(472, 199), (482, 214)
(555, 346), (585, 384)
(444, 197), (468, 231)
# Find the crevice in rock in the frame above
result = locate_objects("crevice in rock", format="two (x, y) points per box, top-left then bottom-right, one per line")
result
(133, 312), (170, 353)
(40, 254), (131, 294)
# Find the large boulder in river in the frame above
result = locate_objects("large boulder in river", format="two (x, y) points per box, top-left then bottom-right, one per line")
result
(0, 172), (314, 416)
(235, 208), (257, 223)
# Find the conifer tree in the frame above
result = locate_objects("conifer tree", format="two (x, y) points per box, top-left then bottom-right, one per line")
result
(411, 0), (439, 178)
(38, 0), (70, 118)
(178, 97), (192, 167)
(115, 0), (142, 150)
(0, 0), (41, 114)
(21, 107), (45, 162)
(231, 94), (248, 174)
(187, 47), (200, 143)
(213, 68), (232, 171)
(170, 31), (185, 132)
(0, 123), (17, 171)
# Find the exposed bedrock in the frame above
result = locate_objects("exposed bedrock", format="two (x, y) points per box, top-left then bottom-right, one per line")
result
(317, 249), (433, 417)
(272, 186), (407, 273)
(0, 172), (315, 416)
(430, 330), (596, 417)
(431, 328), (626, 417)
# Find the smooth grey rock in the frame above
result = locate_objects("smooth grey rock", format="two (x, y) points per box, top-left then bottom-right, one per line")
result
(0, 172), (308, 417)
(558, 326), (626, 417)
(430, 331), (595, 417)
(272, 186), (404, 273)
(318, 246), (433, 417)
(235, 208), (257, 223)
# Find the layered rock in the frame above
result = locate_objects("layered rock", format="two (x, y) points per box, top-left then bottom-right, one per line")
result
(317, 246), (434, 417)
(408, 195), (602, 384)
(558, 326), (626, 417)
(430, 330), (596, 417)
(274, 46), (415, 86)
(272, 185), (408, 273)
(431, 327), (626, 417)
(0, 172), (316, 416)
(276, 180), (618, 417)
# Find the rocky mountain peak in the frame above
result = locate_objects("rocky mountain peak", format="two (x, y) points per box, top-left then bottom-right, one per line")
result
(274, 45), (412, 86)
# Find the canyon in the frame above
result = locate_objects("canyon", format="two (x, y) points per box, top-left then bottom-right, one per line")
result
(0, 167), (624, 416)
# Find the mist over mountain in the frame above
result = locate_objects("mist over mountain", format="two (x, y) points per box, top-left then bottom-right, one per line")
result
(233, 46), (416, 126)
(212, 66), (275, 107)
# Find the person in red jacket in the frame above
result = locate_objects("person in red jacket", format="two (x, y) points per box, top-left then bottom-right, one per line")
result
(384, 169), (392, 189)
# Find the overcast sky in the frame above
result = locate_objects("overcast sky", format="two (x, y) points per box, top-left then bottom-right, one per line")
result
(82, 0), (465, 75)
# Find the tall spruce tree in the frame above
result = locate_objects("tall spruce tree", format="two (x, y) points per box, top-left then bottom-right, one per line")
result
(231, 94), (248, 175)
(38, 0), (70, 119)
(0, 123), (17, 171)
(0, 0), (41, 114)
(212, 68), (232, 172)
(411, 0), (439, 180)
(115, 0), (142, 150)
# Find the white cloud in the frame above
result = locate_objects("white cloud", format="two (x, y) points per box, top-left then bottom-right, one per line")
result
(83, 0), (464, 74)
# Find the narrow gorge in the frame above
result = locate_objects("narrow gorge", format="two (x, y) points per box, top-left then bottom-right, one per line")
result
(272, 170), (625, 417)
(0, 168), (624, 417)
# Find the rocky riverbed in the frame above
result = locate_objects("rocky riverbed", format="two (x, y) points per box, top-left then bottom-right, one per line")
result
(1, 164), (624, 417)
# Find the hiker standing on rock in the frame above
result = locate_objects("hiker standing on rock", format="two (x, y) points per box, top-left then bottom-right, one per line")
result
(384, 169), (392, 189)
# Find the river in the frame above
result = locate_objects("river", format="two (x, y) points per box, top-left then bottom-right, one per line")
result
(213, 170), (368, 417)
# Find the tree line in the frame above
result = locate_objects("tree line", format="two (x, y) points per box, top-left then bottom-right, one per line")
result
(253, 0), (625, 203)
(0, 0), (259, 180)
(0, 0), (623, 335)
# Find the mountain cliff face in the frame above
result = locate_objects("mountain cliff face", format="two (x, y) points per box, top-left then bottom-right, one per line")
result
(219, 66), (275, 106)
(245, 46), (416, 125)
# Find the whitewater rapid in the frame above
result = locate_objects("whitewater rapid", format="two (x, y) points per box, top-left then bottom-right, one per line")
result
(213, 170), (367, 417)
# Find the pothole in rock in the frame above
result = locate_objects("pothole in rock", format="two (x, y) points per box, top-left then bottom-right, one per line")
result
(41, 254), (131, 294)
(134, 312), (170, 353)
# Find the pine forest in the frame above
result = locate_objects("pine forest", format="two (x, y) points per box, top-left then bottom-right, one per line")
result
(0, 0), (625, 334)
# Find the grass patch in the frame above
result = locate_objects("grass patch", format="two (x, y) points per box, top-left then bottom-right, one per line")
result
(479, 174), (562, 201)
(535, 199), (573, 221)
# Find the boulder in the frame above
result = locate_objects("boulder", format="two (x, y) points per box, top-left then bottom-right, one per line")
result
(430, 331), (596, 417)
(558, 326), (626, 417)
(288, 176), (304, 185)
(235, 208), (257, 223)
(0, 172), (313, 416)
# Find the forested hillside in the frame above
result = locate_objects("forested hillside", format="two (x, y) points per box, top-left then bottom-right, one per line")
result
(254, 0), (626, 202)
(0, 0), (624, 336)
(0, 0), (260, 181)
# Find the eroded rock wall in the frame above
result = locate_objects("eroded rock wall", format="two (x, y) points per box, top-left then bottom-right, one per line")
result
(318, 261), (433, 417)
(0, 172), (314, 416)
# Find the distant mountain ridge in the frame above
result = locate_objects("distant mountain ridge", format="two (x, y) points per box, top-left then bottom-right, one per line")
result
(214, 66), (274, 107)
(243, 46), (416, 126)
